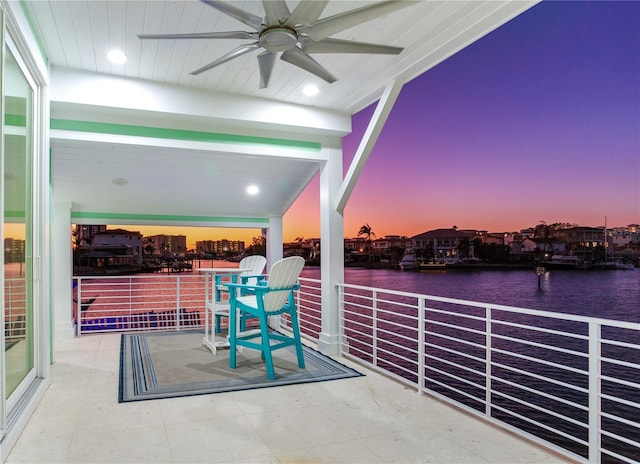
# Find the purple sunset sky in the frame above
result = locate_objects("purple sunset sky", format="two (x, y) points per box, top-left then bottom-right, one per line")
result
(284, 0), (640, 241)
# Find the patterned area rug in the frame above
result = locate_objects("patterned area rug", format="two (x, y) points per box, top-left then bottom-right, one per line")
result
(119, 330), (363, 402)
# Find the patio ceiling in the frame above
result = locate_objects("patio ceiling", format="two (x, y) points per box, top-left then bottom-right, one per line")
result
(23, 0), (539, 226)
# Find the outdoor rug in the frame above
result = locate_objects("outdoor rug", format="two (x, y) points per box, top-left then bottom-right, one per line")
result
(119, 330), (363, 402)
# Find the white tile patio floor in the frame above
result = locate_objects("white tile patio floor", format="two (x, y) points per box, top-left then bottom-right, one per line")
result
(6, 333), (572, 463)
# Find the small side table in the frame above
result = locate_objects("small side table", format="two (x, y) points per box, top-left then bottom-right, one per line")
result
(200, 267), (249, 354)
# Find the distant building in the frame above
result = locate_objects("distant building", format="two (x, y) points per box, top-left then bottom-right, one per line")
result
(553, 226), (605, 263)
(283, 238), (320, 259)
(196, 239), (244, 255)
(370, 235), (409, 253)
(608, 226), (639, 247)
(196, 240), (216, 255)
(149, 234), (187, 256)
(4, 237), (25, 263)
(75, 228), (142, 274)
(74, 224), (107, 246)
(410, 228), (477, 262)
(483, 233), (507, 246)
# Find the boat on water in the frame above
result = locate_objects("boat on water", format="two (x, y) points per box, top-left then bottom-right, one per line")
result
(399, 250), (417, 270)
(419, 260), (447, 270)
(541, 255), (592, 270)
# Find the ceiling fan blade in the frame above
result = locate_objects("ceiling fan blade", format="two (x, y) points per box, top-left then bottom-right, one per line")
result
(304, 0), (417, 41)
(285, 1), (329, 27)
(263, 0), (290, 26)
(138, 31), (257, 40)
(281, 48), (336, 83)
(190, 43), (261, 76)
(300, 38), (403, 55)
(200, 0), (263, 32)
(257, 51), (277, 88)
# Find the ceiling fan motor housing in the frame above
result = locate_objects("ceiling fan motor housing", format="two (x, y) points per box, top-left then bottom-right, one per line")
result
(259, 27), (299, 52)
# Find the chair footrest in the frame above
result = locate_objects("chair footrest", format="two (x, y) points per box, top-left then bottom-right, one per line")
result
(237, 328), (261, 338)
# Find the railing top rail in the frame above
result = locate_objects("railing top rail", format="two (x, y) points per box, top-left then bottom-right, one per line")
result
(337, 282), (639, 330)
(73, 273), (206, 280)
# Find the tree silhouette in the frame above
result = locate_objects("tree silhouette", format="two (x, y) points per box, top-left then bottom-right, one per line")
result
(357, 224), (376, 261)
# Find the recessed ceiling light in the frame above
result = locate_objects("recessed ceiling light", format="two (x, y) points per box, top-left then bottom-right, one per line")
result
(107, 49), (127, 64)
(303, 84), (319, 96)
(112, 177), (128, 186)
(247, 185), (259, 195)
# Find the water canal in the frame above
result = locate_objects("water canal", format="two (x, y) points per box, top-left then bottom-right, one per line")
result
(302, 266), (640, 323)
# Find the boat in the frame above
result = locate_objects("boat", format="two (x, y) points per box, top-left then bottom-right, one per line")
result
(541, 255), (592, 270)
(399, 250), (417, 270)
(419, 260), (447, 270)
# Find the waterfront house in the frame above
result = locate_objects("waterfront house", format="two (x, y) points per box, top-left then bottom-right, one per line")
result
(74, 228), (143, 275)
(410, 228), (478, 263)
(5, 2), (636, 463)
(509, 237), (537, 255)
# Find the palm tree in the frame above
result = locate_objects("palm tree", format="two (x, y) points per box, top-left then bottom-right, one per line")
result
(357, 224), (376, 262)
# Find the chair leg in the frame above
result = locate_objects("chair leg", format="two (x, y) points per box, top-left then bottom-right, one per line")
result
(288, 307), (306, 369)
(215, 314), (221, 334)
(259, 312), (276, 380)
(229, 305), (237, 369)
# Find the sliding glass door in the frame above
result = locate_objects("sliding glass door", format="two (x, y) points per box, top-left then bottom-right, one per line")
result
(3, 44), (36, 413)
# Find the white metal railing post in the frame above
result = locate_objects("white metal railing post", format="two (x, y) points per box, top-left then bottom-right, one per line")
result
(77, 277), (82, 335)
(338, 285), (344, 355)
(7, 280), (13, 337)
(128, 277), (133, 323)
(485, 306), (492, 418)
(7, 280), (13, 320)
(418, 296), (425, 394)
(588, 322), (602, 464)
(372, 290), (378, 366)
(176, 276), (181, 330)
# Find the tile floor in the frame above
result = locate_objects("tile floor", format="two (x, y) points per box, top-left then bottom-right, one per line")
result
(6, 333), (572, 463)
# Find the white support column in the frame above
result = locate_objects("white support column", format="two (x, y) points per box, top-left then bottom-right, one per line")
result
(317, 141), (344, 355)
(266, 216), (283, 268)
(52, 201), (74, 339)
(266, 216), (283, 330)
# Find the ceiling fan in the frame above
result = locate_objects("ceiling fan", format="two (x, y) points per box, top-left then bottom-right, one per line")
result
(138, 0), (416, 88)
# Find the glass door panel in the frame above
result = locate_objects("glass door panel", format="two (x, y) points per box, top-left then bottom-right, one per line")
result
(3, 47), (34, 403)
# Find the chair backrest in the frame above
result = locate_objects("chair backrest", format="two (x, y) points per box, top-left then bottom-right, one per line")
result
(239, 255), (267, 285)
(263, 256), (305, 313)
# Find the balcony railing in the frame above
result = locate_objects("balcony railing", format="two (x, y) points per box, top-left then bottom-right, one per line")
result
(72, 274), (639, 463)
(74, 274), (207, 334)
(333, 282), (639, 464)
(4, 278), (27, 342)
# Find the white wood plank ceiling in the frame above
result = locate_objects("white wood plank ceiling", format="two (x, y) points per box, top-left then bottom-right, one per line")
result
(22, 1), (538, 224)
(26, 1), (538, 114)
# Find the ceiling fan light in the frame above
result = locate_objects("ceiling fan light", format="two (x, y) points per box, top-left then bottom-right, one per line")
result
(247, 185), (259, 195)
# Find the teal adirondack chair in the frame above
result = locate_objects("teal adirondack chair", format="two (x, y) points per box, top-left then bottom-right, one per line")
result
(225, 256), (305, 380)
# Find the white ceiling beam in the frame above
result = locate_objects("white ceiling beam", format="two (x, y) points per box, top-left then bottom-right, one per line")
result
(335, 79), (404, 214)
(50, 67), (352, 137)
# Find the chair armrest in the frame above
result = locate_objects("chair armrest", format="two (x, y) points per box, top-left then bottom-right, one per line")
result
(223, 282), (301, 293)
(223, 282), (264, 292)
(240, 274), (267, 284)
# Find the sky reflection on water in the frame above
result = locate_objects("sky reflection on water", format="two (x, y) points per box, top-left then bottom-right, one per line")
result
(301, 267), (640, 323)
